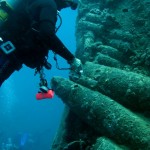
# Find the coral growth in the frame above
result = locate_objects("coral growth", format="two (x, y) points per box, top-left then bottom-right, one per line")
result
(51, 0), (150, 149)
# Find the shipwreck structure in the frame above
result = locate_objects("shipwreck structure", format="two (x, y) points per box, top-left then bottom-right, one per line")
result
(51, 0), (150, 149)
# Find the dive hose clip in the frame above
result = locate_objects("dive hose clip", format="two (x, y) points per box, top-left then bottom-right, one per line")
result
(0, 41), (15, 55)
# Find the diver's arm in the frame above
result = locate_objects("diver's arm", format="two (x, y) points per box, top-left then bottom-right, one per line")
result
(37, 0), (83, 75)
(47, 33), (75, 62)
(38, 2), (75, 62)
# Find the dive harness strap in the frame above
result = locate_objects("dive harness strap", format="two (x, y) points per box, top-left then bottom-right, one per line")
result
(0, 38), (22, 71)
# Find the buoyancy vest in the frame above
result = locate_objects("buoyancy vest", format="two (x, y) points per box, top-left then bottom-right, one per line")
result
(0, 1), (49, 69)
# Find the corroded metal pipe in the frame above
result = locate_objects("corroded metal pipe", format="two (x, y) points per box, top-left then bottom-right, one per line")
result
(92, 137), (126, 150)
(83, 61), (150, 111)
(51, 77), (150, 150)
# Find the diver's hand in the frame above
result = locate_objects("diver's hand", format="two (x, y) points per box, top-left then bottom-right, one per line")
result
(69, 58), (83, 78)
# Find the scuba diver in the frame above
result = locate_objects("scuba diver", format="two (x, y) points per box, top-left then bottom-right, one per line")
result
(0, 0), (83, 98)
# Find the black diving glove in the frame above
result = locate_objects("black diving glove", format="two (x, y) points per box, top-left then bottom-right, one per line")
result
(69, 58), (83, 79)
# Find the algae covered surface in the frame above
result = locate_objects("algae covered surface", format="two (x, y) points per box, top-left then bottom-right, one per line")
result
(51, 0), (150, 149)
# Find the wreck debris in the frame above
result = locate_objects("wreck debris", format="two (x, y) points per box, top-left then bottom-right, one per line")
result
(91, 137), (128, 150)
(51, 77), (150, 150)
(83, 61), (150, 111)
(51, 0), (150, 149)
(94, 53), (124, 68)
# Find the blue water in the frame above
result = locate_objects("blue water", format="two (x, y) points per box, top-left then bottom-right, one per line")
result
(0, 7), (77, 150)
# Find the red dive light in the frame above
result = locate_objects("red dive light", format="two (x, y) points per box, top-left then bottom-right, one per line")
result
(36, 90), (54, 100)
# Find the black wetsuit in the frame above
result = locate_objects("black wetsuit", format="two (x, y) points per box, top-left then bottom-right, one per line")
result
(0, 0), (75, 86)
